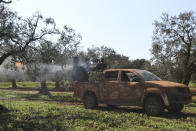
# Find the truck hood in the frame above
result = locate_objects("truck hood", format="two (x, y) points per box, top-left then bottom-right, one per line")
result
(145, 81), (188, 88)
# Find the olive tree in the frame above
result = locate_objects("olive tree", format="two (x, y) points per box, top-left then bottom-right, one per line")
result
(151, 11), (196, 85)
(20, 25), (81, 92)
(0, 5), (57, 65)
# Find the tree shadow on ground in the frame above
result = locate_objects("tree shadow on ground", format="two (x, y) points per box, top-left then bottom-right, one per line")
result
(0, 113), (11, 129)
(160, 101), (196, 119)
(98, 105), (144, 114)
(0, 105), (10, 129)
(97, 104), (196, 119)
(0, 105), (9, 114)
(14, 92), (81, 103)
(160, 112), (196, 119)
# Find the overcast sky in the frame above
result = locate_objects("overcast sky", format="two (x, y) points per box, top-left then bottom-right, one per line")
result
(10, 0), (196, 60)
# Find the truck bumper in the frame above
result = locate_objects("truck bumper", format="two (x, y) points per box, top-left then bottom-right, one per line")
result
(166, 93), (192, 105)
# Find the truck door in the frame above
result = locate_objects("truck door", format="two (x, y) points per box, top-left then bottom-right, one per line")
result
(119, 71), (143, 105)
(100, 71), (120, 103)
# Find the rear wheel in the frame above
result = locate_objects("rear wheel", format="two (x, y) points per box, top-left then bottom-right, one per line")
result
(167, 104), (184, 113)
(144, 96), (164, 116)
(83, 93), (98, 109)
(0, 105), (8, 113)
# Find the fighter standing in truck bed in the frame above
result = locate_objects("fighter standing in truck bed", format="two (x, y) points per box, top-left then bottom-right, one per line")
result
(93, 58), (107, 72)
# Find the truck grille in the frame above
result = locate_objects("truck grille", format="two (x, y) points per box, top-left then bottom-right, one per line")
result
(166, 92), (192, 104)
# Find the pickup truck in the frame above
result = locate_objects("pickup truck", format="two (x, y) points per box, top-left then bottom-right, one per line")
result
(73, 69), (192, 116)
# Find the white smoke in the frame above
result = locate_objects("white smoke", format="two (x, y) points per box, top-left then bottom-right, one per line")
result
(37, 64), (73, 81)
(0, 57), (92, 82)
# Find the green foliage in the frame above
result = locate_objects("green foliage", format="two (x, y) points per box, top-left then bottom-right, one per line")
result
(129, 59), (152, 70)
(106, 53), (131, 69)
(88, 71), (105, 84)
(58, 80), (73, 90)
(82, 45), (131, 69)
(0, 90), (196, 130)
(59, 80), (66, 88)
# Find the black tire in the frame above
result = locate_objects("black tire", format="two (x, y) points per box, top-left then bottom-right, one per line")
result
(0, 105), (9, 114)
(167, 104), (184, 113)
(83, 93), (98, 109)
(107, 104), (117, 109)
(144, 96), (164, 116)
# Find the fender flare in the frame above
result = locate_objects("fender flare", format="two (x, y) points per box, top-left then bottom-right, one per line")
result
(142, 88), (169, 106)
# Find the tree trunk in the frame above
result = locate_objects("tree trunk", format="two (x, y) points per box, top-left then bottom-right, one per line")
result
(55, 80), (60, 89)
(11, 79), (17, 88)
(41, 80), (47, 89)
(39, 80), (51, 96)
(0, 52), (12, 65)
(32, 76), (36, 82)
(183, 72), (192, 85)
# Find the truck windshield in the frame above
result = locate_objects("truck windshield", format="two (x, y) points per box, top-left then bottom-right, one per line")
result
(136, 70), (161, 81)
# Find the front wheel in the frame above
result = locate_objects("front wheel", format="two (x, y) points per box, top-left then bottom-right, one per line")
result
(144, 96), (164, 116)
(83, 93), (98, 109)
(167, 104), (184, 113)
(107, 104), (117, 109)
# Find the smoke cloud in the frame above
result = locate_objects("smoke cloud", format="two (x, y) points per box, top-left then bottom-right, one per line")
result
(0, 57), (92, 82)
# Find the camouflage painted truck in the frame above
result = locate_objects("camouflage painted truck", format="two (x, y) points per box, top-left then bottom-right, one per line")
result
(73, 69), (192, 116)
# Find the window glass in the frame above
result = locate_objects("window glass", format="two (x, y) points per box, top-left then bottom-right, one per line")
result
(121, 71), (130, 82)
(105, 71), (118, 81)
(136, 70), (161, 81)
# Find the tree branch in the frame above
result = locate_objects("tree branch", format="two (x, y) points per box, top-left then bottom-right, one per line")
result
(31, 15), (40, 37)
(0, 0), (12, 4)
(172, 29), (189, 46)
(189, 59), (196, 72)
(0, 52), (12, 65)
(0, 5), (4, 14)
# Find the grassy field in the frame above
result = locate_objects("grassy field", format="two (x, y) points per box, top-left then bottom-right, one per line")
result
(189, 82), (196, 95)
(0, 81), (195, 89)
(0, 81), (71, 90)
(0, 90), (196, 130)
(0, 81), (56, 89)
(189, 81), (196, 88)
